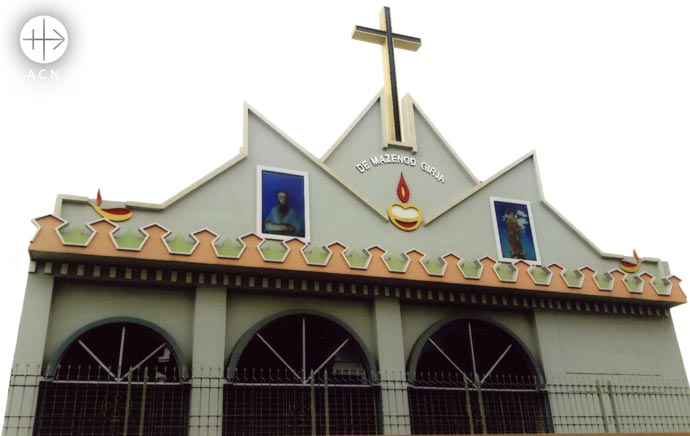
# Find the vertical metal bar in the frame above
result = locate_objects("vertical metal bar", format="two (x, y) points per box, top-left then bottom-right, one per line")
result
(118, 326), (126, 379)
(665, 383), (678, 432)
(2, 367), (12, 435)
(123, 371), (132, 436)
(468, 323), (478, 380)
(138, 367), (148, 436)
(574, 377), (589, 432)
(310, 370), (316, 436)
(661, 383), (673, 432)
(324, 370), (330, 436)
(676, 384), (686, 430)
(26, 365), (42, 434)
(302, 317), (306, 382)
(29, 365), (43, 436)
(643, 382), (653, 431)
(620, 379), (632, 432)
(567, 377), (578, 433)
(649, 382), (661, 432)
(475, 374), (487, 434)
(596, 380), (610, 433)
(5, 366), (17, 435)
(607, 381), (621, 433)
(673, 384), (683, 430)
(628, 377), (642, 431)
(464, 377), (474, 434)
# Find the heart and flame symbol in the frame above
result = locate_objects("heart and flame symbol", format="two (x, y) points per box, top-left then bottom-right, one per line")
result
(619, 249), (641, 273)
(90, 189), (133, 222)
(387, 173), (422, 231)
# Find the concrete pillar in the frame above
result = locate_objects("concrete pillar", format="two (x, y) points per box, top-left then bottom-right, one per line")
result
(374, 297), (411, 435)
(533, 309), (569, 433)
(4, 266), (54, 436)
(188, 284), (227, 436)
(533, 310), (565, 380)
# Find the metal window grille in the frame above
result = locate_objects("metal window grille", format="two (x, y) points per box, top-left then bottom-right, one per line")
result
(8, 365), (190, 436)
(5, 366), (690, 435)
(408, 374), (549, 434)
(224, 369), (380, 436)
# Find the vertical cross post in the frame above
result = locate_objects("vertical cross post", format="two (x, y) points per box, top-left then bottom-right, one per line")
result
(353, 7), (421, 147)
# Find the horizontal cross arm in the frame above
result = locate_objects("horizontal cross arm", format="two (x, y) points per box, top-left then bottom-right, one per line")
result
(393, 35), (421, 52)
(352, 26), (387, 45)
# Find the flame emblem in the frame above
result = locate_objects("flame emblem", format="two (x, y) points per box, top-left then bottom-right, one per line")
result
(619, 249), (641, 273)
(90, 189), (134, 222)
(397, 173), (410, 203)
(387, 173), (422, 231)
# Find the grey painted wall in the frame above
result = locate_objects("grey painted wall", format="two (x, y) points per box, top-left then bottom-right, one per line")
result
(39, 279), (688, 385)
(324, 100), (478, 215)
(44, 281), (195, 370)
(534, 309), (688, 383)
(57, 105), (657, 278)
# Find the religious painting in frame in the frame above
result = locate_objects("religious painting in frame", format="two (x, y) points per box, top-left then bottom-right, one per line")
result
(257, 166), (310, 241)
(490, 197), (541, 264)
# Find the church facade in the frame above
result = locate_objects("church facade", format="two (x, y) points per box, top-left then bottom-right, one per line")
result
(4, 8), (689, 436)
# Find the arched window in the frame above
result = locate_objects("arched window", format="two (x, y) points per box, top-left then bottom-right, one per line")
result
(225, 314), (379, 436)
(408, 318), (550, 434)
(34, 321), (189, 436)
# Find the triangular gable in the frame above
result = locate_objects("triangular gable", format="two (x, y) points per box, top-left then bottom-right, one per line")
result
(427, 151), (668, 276)
(53, 102), (671, 278)
(322, 91), (478, 217)
(35, 98), (683, 305)
(55, 104), (398, 248)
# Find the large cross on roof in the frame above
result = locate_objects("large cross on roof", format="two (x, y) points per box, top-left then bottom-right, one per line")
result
(353, 7), (421, 149)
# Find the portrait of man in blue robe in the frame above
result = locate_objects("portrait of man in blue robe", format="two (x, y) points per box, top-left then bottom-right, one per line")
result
(260, 169), (307, 238)
(264, 190), (303, 236)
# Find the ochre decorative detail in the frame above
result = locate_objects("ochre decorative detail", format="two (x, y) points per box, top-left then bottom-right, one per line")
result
(27, 215), (686, 305)
(421, 253), (447, 277)
(301, 243), (332, 266)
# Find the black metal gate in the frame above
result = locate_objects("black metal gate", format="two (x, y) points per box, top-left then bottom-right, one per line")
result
(223, 371), (380, 436)
(33, 371), (190, 436)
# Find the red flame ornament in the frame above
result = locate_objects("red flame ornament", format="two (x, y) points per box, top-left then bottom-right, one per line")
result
(619, 249), (641, 273)
(90, 189), (134, 222)
(397, 173), (410, 203)
(387, 173), (422, 231)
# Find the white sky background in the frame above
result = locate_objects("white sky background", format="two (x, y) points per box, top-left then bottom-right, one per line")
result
(1, 0), (689, 412)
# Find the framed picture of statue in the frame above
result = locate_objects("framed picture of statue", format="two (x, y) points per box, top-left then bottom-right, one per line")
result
(257, 166), (310, 241)
(490, 197), (541, 264)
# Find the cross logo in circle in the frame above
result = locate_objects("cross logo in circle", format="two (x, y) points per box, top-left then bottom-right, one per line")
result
(20, 16), (68, 64)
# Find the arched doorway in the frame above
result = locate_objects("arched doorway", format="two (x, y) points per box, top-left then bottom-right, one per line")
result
(34, 321), (189, 436)
(407, 318), (550, 434)
(225, 313), (379, 436)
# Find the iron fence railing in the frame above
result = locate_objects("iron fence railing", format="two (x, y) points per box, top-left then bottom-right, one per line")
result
(5, 365), (189, 436)
(4, 365), (690, 435)
(409, 373), (550, 434)
(225, 370), (380, 436)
